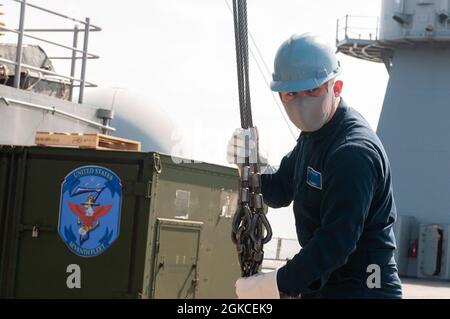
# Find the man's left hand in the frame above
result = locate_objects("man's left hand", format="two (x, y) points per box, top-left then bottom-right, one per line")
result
(235, 270), (280, 299)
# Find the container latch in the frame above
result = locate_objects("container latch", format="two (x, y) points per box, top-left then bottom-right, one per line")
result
(153, 153), (162, 174)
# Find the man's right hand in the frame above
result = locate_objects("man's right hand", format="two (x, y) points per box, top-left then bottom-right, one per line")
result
(226, 127), (270, 175)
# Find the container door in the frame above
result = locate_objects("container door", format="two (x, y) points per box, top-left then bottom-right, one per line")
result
(152, 218), (202, 299)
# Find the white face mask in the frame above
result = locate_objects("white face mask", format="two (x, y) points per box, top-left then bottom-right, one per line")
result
(282, 82), (335, 132)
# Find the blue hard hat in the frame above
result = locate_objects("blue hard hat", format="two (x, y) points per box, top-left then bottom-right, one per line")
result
(270, 33), (341, 92)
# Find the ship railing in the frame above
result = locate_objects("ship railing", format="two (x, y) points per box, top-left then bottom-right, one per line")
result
(0, 0), (101, 103)
(336, 15), (380, 45)
(262, 237), (300, 271)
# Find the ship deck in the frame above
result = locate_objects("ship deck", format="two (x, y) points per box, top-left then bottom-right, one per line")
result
(264, 260), (450, 298)
(402, 278), (450, 299)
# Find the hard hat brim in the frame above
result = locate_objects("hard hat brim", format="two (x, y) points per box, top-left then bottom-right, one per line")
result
(270, 69), (340, 93)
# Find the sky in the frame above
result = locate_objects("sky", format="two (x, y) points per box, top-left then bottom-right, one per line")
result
(3, 0), (389, 239)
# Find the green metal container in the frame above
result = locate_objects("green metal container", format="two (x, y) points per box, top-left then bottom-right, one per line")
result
(0, 146), (241, 298)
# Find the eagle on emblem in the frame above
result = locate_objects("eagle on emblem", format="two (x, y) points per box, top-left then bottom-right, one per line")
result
(68, 195), (112, 245)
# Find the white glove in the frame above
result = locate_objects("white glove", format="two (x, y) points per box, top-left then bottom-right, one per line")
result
(235, 270), (280, 299)
(226, 127), (272, 174)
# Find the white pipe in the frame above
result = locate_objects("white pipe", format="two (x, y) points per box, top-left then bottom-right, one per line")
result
(0, 96), (115, 131)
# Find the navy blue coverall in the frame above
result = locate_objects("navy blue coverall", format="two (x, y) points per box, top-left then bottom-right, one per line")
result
(261, 99), (403, 298)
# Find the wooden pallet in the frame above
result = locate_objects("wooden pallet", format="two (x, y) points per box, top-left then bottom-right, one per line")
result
(35, 132), (141, 152)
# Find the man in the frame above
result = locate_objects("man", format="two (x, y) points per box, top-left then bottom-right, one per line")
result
(227, 33), (402, 299)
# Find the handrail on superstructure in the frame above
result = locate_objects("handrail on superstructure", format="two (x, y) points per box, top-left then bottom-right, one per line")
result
(336, 15), (380, 45)
(264, 237), (300, 261)
(12, 0), (102, 31)
(0, 0), (101, 103)
(1, 25), (100, 58)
